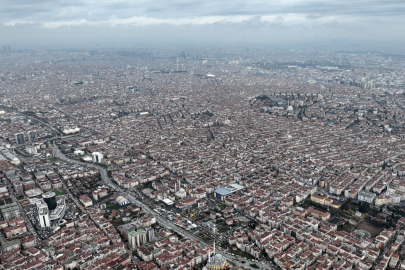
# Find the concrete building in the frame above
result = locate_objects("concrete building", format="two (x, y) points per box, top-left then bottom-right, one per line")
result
(175, 63), (185, 72)
(27, 130), (37, 142)
(26, 145), (37, 155)
(15, 133), (25, 144)
(2, 239), (21, 252)
(22, 179), (35, 191)
(0, 202), (21, 221)
(138, 229), (147, 245)
(25, 188), (43, 198)
(43, 192), (57, 210)
(390, 253), (399, 268)
(145, 226), (154, 242)
(128, 230), (140, 249)
(34, 198), (50, 228)
(92, 188), (108, 201)
(358, 190), (377, 203)
(49, 197), (66, 221)
(0, 184), (9, 198)
(4, 221), (27, 238)
(13, 181), (24, 196)
(92, 152), (103, 163)
(215, 184), (246, 201)
(79, 194), (93, 208)
(138, 246), (153, 262)
(205, 221), (218, 234)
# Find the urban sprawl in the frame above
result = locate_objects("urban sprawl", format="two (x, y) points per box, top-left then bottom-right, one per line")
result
(0, 47), (405, 270)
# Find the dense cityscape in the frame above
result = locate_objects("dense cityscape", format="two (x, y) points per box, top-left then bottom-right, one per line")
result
(0, 45), (405, 270)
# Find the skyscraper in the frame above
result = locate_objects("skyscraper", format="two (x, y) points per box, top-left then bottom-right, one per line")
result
(138, 229), (147, 245)
(15, 133), (25, 144)
(35, 199), (50, 228)
(175, 63), (185, 72)
(43, 192), (57, 210)
(14, 182), (24, 196)
(92, 152), (103, 163)
(128, 230), (140, 249)
(28, 130), (37, 142)
(145, 226), (154, 242)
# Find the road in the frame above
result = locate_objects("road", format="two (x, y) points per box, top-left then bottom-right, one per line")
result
(18, 111), (61, 136)
(50, 143), (273, 270)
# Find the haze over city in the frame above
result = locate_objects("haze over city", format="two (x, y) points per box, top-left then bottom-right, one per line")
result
(1, 0), (405, 49)
(1, 1), (405, 270)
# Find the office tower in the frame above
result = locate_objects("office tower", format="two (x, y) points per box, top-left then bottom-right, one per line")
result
(43, 192), (57, 210)
(92, 152), (103, 163)
(28, 130), (37, 142)
(175, 63), (185, 72)
(145, 226), (154, 242)
(15, 133), (25, 144)
(35, 199), (50, 228)
(38, 208), (50, 228)
(14, 181), (24, 196)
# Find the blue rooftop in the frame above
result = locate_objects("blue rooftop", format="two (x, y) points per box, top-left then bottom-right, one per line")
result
(215, 187), (231, 196)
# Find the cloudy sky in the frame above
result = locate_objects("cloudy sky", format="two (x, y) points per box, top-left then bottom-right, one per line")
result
(1, 0), (404, 49)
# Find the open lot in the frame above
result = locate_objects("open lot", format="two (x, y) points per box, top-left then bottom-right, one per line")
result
(328, 217), (343, 224)
(230, 249), (255, 260)
(341, 223), (355, 233)
(106, 202), (130, 210)
(142, 188), (154, 197)
(355, 221), (384, 237)
(217, 224), (231, 233)
(55, 189), (67, 196)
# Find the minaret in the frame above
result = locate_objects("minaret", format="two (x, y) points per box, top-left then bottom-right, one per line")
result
(208, 247), (211, 262)
(213, 240), (216, 255)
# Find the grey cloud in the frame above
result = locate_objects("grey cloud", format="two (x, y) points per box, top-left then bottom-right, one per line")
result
(0, 0), (405, 49)
(306, 15), (322, 20)
(1, 0), (405, 23)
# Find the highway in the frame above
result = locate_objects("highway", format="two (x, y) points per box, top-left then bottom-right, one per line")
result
(50, 143), (273, 270)
(17, 111), (61, 136)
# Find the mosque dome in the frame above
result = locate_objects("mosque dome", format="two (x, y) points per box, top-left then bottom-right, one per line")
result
(214, 254), (222, 259)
